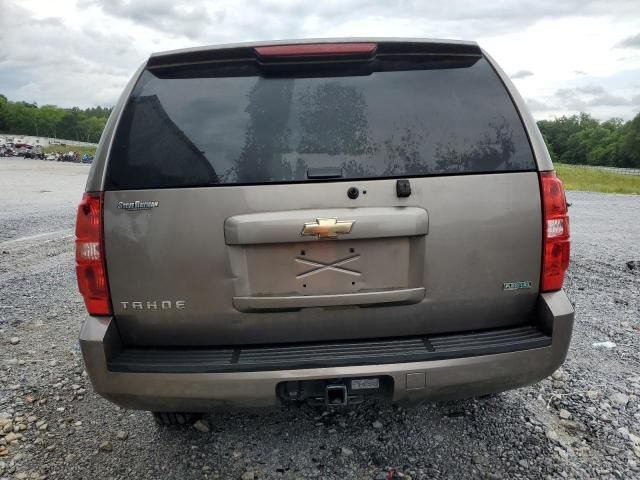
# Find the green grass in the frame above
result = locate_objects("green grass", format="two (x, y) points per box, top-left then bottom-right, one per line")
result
(44, 145), (97, 157)
(555, 163), (640, 195)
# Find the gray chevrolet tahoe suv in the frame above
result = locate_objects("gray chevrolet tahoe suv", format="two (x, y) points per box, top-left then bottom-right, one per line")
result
(76, 38), (573, 424)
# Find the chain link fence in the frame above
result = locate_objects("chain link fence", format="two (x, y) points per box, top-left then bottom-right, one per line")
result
(559, 164), (640, 176)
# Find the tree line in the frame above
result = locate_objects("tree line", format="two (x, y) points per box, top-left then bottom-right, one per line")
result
(1, 93), (639, 167)
(538, 112), (640, 168)
(0, 94), (111, 144)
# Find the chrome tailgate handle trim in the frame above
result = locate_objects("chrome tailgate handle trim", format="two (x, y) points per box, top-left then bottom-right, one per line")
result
(233, 287), (425, 312)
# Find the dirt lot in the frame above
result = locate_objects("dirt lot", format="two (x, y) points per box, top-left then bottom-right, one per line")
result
(1, 157), (639, 479)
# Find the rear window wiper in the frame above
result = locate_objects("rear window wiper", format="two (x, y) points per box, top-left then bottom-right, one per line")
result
(307, 167), (344, 179)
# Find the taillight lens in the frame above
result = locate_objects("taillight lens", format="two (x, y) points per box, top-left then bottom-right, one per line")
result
(75, 193), (111, 315)
(540, 172), (570, 292)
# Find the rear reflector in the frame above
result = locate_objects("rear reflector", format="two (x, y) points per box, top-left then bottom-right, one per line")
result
(255, 43), (377, 57)
(540, 171), (570, 292)
(75, 193), (111, 315)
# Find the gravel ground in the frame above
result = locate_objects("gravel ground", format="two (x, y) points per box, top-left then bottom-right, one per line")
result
(1, 157), (639, 480)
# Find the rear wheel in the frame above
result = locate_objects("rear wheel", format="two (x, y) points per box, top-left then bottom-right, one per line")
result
(152, 412), (201, 426)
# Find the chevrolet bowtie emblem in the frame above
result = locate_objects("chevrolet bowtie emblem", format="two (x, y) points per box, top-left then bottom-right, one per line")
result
(301, 218), (355, 239)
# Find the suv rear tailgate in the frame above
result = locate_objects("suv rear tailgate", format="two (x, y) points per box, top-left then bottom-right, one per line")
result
(104, 171), (541, 346)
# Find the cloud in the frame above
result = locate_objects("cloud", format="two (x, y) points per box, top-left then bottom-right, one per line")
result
(75, 0), (640, 45)
(511, 70), (534, 79)
(554, 88), (576, 100)
(576, 85), (605, 94)
(526, 98), (555, 111)
(1, 0), (640, 121)
(551, 85), (639, 110)
(587, 93), (634, 107)
(79, 0), (215, 40)
(0, 1), (143, 107)
(616, 33), (640, 49)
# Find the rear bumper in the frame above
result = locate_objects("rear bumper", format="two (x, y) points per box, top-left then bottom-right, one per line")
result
(80, 291), (574, 411)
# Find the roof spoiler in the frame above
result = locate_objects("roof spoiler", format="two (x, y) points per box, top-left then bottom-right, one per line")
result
(146, 39), (482, 69)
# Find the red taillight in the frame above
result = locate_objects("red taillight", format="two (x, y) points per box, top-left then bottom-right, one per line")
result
(540, 171), (570, 292)
(75, 193), (111, 315)
(255, 43), (377, 57)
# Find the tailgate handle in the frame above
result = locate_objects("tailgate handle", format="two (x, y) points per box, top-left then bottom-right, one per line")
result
(233, 288), (426, 312)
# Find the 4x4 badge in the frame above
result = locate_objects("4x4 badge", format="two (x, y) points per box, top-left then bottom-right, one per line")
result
(301, 218), (354, 239)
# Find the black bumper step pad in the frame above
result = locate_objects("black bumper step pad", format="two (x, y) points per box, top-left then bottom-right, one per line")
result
(108, 325), (551, 374)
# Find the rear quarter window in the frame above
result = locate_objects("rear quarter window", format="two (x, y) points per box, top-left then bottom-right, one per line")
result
(106, 56), (535, 189)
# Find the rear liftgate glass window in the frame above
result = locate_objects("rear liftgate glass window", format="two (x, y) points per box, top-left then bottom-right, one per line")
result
(106, 56), (535, 189)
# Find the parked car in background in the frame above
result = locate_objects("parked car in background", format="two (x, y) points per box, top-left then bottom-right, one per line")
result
(76, 38), (573, 426)
(23, 145), (44, 159)
(56, 151), (80, 162)
(0, 146), (14, 157)
(15, 145), (33, 157)
(1, 142), (16, 156)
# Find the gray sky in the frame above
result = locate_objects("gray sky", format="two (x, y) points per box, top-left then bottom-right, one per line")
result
(1, 0), (639, 120)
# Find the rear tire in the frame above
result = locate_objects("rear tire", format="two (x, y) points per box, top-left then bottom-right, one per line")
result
(152, 412), (201, 427)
